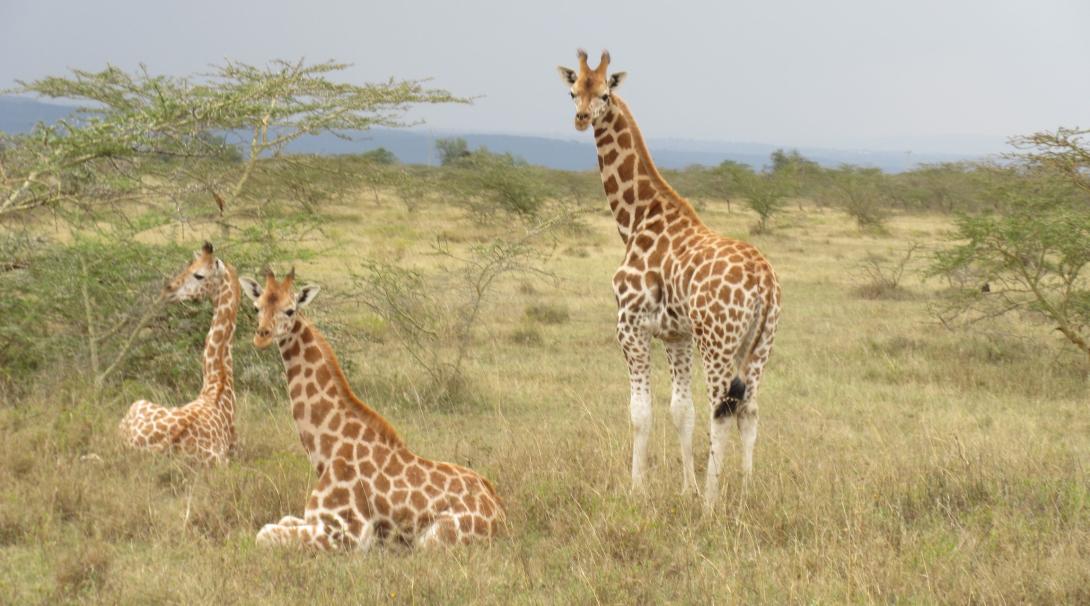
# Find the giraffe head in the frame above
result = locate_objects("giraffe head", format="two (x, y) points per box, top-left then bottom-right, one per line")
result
(239, 268), (320, 349)
(558, 49), (627, 132)
(163, 241), (226, 302)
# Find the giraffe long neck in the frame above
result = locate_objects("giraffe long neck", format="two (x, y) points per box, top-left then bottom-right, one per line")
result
(198, 264), (239, 417)
(278, 317), (402, 469)
(593, 95), (701, 244)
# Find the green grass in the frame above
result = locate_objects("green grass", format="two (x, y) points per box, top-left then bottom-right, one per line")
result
(3, 193), (1089, 604)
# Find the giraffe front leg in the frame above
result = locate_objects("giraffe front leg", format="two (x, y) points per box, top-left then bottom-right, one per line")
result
(617, 320), (652, 492)
(664, 336), (698, 495)
(256, 518), (358, 551)
(258, 483), (339, 550)
(276, 515), (306, 527)
(256, 521), (325, 548)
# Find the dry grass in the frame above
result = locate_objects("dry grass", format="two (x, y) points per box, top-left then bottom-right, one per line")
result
(2, 193), (1089, 604)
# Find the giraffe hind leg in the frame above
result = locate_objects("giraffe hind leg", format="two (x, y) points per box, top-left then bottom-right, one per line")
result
(416, 513), (459, 549)
(714, 377), (747, 419)
(736, 296), (780, 477)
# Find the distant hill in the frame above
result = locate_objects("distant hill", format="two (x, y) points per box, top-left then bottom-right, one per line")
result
(0, 96), (993, 172)
(0, 96), (77, 133)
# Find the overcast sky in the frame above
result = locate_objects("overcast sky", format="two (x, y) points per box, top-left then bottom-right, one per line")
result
(2, 0), (1088, 152)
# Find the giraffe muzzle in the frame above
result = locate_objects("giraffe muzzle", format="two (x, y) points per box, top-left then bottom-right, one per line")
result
(254, 328), (273, 348)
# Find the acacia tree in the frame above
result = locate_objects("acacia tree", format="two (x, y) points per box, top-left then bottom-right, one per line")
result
(1012, 127), (1090, 195)
(770, 148), (822, 202)
(1, 59), (465, 219)
(932, 132), (1090, 369)
(825, 166), (890, 231)
(733, 168), (793, 232)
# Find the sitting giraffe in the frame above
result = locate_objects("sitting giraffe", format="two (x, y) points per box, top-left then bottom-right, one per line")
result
(558, 50), (782, 507)
(240, 269), (504, 550)
(118, 242), (240, 465)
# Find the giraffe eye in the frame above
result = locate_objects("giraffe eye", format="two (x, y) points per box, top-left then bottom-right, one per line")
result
(285, 309), (295, 317)
(569, 91), (575, 99)
(600, 94), (610, 102)
(194, 273), (204, 280)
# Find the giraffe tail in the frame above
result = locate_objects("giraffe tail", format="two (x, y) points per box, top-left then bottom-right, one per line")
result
(714, 298), (767, 419)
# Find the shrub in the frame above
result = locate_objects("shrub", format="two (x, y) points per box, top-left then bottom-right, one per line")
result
(854, 243), (920, 300)
(444, 150), (547, 217)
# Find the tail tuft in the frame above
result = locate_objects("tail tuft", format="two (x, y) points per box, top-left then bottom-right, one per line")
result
(714, 377), (747, 419)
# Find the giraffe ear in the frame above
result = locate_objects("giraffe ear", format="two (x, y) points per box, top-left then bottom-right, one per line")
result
(608, 72), (627, 90)
(239, 277), (263, 302)
(295, 284), (320, 309)
(558, 66), (577, 85)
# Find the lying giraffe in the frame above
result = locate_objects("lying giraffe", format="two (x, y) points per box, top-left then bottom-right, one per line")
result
(118, 242), (240, 465)
(240, 269), (504, 550)
(559, 50), (782, 507)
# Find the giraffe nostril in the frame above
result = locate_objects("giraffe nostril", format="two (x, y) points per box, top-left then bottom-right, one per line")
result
(257, 329), (271, 338)
(576, 112), (590, 120)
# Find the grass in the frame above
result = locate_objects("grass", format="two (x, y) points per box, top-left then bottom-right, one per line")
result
(3, 190), (1090, 604)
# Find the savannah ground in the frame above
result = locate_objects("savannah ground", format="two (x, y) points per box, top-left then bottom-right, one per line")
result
(2, 187), (1089, 604)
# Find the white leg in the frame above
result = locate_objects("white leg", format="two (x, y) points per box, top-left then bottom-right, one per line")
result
(618, 323), (652, 491)
(256, 522), (323, 548)
(630, 384), (652, 490)
(738, 407), (759, 477)
(704, 414), (732, 509)
(664, 338), (697, 494)
(354, 520), (377, 552)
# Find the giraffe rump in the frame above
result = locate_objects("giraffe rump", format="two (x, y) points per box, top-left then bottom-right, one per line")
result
(715, 297), (768, 419)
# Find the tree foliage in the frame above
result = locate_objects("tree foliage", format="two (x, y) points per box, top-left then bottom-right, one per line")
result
(435, 137), (470, 166)
(439, 145), (547, 216)
(1011, 128), (1090, 195)
(823, 166), (891, 230)
(1, 59), (465, 219)
(732, 168), (793, 232)
(932, 154), (1090, 367)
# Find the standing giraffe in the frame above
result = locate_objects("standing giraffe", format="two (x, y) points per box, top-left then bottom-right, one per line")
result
(558, 50), (782, 507)
(118, 242), (241, 465)
(240, 269), (504, 550)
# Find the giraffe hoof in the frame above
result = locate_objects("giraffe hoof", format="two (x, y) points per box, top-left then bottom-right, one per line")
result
(256, 524), (281, 547)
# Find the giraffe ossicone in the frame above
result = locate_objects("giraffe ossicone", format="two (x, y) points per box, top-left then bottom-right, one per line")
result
(240, 269), (505, 550)
(559, 50), (783, 508)
(118, 241), (241, 465)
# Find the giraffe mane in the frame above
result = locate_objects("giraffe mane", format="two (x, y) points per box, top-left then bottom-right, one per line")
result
(611, 95), (700, 220)
(310, 321), (404, 446)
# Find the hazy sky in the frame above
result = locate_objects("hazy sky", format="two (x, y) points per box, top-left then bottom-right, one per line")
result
(2, 0), (1088, 151)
